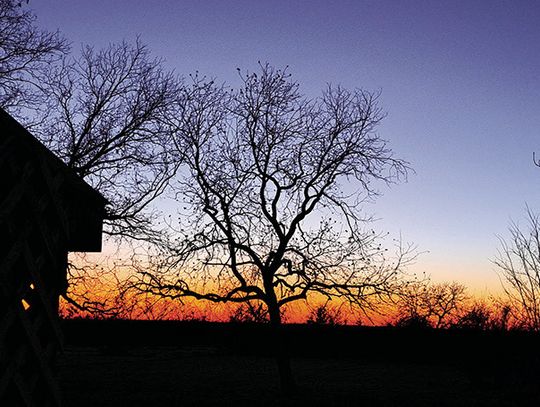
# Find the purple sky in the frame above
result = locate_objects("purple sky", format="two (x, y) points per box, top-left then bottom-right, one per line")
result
(31, 0), (540, 293)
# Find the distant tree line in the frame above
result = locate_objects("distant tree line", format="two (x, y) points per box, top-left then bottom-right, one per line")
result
(60, 278), (519, 332)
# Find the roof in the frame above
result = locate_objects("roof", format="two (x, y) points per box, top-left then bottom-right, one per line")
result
(0, 108), (106, 252)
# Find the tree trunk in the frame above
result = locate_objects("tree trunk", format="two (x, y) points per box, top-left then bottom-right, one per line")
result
(267, 299), (296, 394)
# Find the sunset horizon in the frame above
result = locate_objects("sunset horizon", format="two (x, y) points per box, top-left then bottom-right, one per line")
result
(2, 1), (540, 406)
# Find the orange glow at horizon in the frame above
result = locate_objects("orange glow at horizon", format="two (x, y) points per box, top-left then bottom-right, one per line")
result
(59, 286), (491, 326)
(64, 252), (504, 325)
(59, 280), (390, 325)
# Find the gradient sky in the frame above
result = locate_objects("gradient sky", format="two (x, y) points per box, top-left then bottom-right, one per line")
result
(31, 0), (540, 294)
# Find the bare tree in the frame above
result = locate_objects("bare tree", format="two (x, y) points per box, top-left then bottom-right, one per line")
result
(36, 39), (183, 241)
(2, 3), (184, 318)
(395, 280), (468, 328)
(31, 39), (185, 317)
(0, 0), (67, 113)
(428, 281), (468, 328)
(394, 279), (432, 328)
(134, 64), (413, 391)
(494, 208), (540, 331)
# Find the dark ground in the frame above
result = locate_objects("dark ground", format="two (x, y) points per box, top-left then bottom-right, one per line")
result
(57, 320), (540, 406)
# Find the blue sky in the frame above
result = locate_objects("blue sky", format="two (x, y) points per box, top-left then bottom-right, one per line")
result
(31, 0), (540, 293)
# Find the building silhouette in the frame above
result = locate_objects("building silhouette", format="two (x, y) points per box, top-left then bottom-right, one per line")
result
(0, 108), (105, 406)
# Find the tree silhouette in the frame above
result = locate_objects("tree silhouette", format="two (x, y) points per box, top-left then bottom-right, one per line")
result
(36, 39), (183, 241)
(32, 39), (185, 315)
(0, 0), (67, 113)
(1, 0), (184, 315)
(229, 300), (269, 323)
(444, 298), (512, 331)
(494, 207), (540, 330)
(395, 280), (468, 328)
(134, 64), (413, 391)
(306, 302), (345, 325)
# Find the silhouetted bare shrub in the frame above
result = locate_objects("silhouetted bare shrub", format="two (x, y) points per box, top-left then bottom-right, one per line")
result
(230, 301), (269, 323)
(306, 303), (344, 326)
(454, 302), (493, 330)
(394, 314), (431, 329)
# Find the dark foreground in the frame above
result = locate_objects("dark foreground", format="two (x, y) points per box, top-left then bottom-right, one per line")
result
(58, 320), (540, 406)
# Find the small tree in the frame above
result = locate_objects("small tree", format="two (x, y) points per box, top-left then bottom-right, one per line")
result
(428, 281), (468, 328)
(135, 64), (413, 391)
(394, 279), (431, 328)
(306, 301), (345, 326)
(494, 208), (540, 330)
(0, 0), (67, 113)
(395, 280), (468, 328)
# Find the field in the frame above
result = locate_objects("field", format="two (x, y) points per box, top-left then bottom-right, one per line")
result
(57, 320), (540, 406)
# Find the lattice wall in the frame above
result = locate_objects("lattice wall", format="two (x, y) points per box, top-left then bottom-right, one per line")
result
(0, 109), (104, 407)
